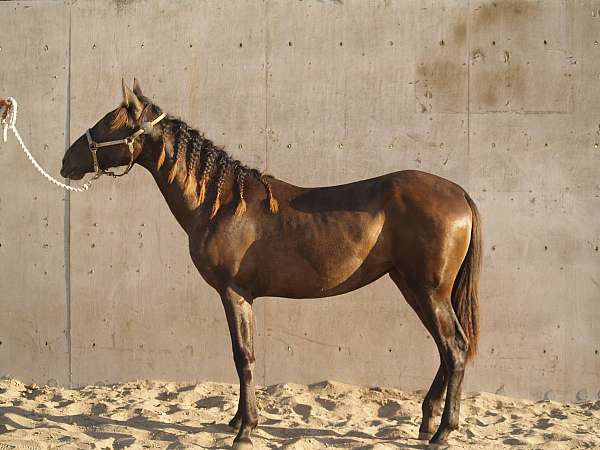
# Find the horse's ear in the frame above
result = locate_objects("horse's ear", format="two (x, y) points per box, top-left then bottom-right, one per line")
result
(132, 78), (143, 97)
(121, 78), (143, 118)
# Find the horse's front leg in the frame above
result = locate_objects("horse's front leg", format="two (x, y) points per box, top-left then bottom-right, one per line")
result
(221, 287), (258, 449)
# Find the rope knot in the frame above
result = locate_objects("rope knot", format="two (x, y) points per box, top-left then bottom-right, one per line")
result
(1, 98), (16, 143)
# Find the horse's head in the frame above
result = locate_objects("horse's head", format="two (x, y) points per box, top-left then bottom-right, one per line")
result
(61, 79), (155, 180)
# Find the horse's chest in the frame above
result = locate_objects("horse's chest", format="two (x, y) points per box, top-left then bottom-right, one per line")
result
(188, 226), (254, 283)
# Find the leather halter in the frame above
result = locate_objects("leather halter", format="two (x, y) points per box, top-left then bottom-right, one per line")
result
(85, 111), (166, 178)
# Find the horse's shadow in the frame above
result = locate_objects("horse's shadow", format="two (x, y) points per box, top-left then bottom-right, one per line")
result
(0, 405), (432, 449)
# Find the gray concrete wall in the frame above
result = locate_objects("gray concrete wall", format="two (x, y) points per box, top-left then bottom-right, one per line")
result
(0, 0), (598, 402)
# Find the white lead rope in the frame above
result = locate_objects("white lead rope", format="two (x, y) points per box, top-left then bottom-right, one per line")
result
(1, 97), (93, 192)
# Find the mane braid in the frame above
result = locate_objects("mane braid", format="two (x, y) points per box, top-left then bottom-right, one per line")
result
(261, 175), (279, 214)
(197, 148), (215, 206)
(234, 165), (247, 219)
(157, 134), (167, 171)
(184, 130), (202, 200)
(169, 122), (191, 183)
(210, 156), (229, 218)
(157, 142), (166, 170)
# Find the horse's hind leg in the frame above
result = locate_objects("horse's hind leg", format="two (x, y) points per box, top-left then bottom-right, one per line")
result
(412, 287), (468, 444)
(389, 271), (448, 440)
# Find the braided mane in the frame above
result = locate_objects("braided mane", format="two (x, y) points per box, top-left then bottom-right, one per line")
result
(111, 102), (278, 218)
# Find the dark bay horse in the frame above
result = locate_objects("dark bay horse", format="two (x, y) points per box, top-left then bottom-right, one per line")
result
(60, 80), (481, 448)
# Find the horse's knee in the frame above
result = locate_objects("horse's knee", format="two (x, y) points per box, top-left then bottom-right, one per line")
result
(240, 365), (254, 381)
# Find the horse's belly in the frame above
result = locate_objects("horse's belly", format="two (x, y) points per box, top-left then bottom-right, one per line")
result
(262, 211), (391, 298)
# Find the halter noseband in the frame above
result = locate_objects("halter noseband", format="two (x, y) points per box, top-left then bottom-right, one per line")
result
(85, 111), (166, 178)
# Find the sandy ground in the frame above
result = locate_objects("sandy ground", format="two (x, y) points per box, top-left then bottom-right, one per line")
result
(0, 379), (598, 449)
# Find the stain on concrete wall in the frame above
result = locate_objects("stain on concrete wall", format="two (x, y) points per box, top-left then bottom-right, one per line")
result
(414, 1), (469, 114)
(0, 0), (598, 402)
(469, 0), (573, 113)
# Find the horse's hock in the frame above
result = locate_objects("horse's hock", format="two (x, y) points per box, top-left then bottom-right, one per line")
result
(0, 0), (598, 409)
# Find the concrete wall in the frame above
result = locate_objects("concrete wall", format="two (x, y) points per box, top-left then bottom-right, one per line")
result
(0, 0), (598, 402)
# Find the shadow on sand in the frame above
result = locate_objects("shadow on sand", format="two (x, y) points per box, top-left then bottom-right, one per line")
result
(0, 405), (435, 449)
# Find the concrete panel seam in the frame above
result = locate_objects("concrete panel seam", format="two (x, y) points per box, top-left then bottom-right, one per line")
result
(467, 0), (471, 190)
(263, 0), (270, 388)
(64, 0), (73, 388)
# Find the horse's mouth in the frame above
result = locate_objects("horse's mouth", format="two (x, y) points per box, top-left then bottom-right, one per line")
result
(68, 172), (85, 180)
(60, 167), (86, 180)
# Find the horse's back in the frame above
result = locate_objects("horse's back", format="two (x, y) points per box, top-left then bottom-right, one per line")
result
(275, 170), (469, 212)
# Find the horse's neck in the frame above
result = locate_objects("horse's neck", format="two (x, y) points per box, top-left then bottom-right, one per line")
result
(137, 139), (200, 234)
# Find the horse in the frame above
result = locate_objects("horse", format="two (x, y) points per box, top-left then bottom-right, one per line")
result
(60, 79), (481, 448)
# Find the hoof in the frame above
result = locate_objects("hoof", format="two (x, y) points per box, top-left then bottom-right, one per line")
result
(232, 438), (253, 449)
(418, 431), (434, 441)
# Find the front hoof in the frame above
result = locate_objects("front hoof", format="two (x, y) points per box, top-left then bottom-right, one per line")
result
(232, 437), (253, 449)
